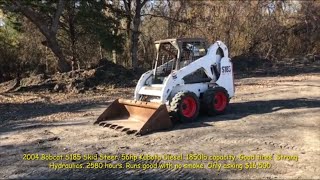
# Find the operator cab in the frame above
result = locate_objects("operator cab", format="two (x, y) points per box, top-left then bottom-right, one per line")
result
(153, 38), (208, 84)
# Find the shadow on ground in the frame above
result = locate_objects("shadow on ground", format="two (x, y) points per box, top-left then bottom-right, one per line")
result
(1, 97), (319, 135)
(1, 98), (319, 179)
(0, 100), (109, 134)
(0, 101), (107, 122)
(173, 98), (320, 131)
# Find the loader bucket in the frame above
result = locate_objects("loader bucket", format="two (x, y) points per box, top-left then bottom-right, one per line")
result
(94, 99), (173, 135)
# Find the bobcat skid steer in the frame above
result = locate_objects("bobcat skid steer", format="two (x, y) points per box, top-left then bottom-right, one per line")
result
(94, 38), (235, 135)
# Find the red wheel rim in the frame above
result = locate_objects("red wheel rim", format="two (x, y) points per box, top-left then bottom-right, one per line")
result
(214, 92), (227, 111)
(182, 97), (197, 118)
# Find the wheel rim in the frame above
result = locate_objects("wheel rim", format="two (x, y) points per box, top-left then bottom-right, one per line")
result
(214, 92), (227, 111)
(182, 97), (197, 118)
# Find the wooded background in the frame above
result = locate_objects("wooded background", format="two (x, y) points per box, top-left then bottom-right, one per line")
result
(0, 0), (319, 83)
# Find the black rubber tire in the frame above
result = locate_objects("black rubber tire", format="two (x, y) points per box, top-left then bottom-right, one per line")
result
(169, 91), (200, 122)
(201, 86), (229, 116)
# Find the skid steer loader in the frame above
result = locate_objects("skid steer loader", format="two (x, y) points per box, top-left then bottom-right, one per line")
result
(94, 38), (235, 135)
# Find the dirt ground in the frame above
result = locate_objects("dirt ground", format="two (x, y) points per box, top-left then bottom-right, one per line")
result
(0, 73), (319, 179)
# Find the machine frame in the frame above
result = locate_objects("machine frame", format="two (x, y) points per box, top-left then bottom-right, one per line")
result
(134, 38), (235, 104)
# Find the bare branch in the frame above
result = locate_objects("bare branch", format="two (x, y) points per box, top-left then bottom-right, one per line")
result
(141, 0), (149, 7)
(141, 13), (190, 24)
(123, 0), (132, 16)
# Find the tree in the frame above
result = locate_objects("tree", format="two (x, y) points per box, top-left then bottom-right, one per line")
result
(0, 11), (20, 81)
(108, 0), (190, 69)
(59, 0), (124, 69)
(1, 0), (72, 72)
(1, 0), (124, 72)
(121, 0), (149, 70)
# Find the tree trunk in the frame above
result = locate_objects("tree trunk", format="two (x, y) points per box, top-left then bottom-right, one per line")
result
(130, 1), (143, 70)
(68, 4), (78, 71)
(126, 17), (132, 67)
(122, 0), (146, 70)
(10, 0), (71, 72)
(46, 34), (71, 72)
(131, 16), (141, 70)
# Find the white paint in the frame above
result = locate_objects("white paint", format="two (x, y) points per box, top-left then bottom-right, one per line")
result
(134, 41), (235, 104)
